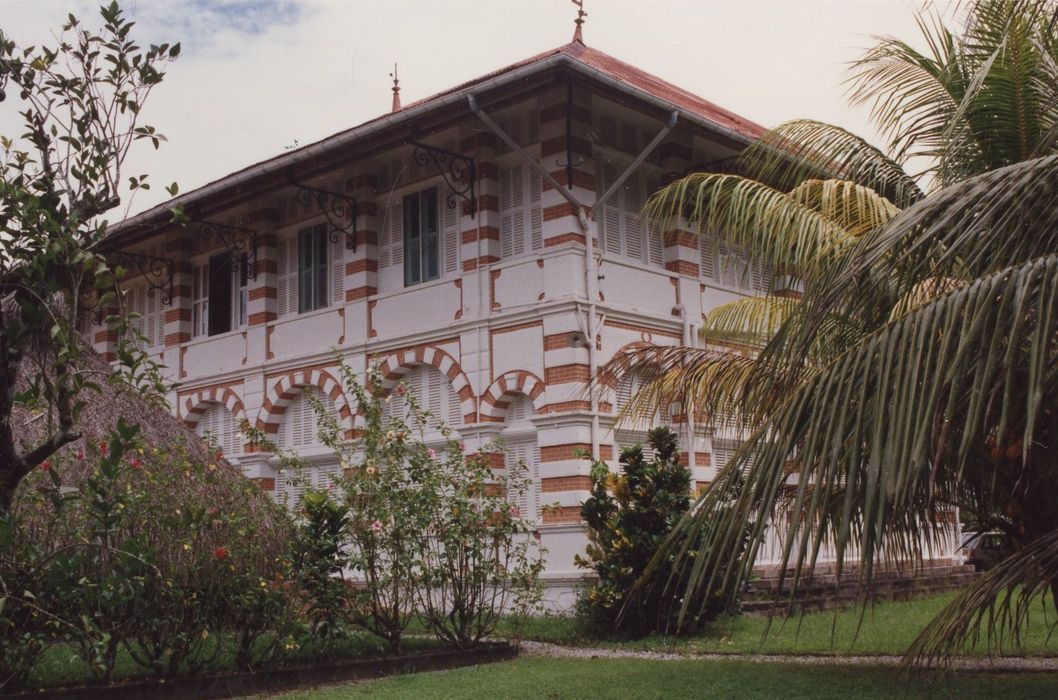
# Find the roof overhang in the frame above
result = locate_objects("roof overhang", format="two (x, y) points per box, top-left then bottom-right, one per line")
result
(107, 52), (759, 247)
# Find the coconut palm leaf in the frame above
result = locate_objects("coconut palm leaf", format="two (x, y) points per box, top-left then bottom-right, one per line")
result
(652, 253), (1058, 640)
(699, 296), (799, 349)
(643, 173), (849, 278)
(740, 120), (924, 208)
(905, 527), (1058, 667)
(787, 179), (902, 238)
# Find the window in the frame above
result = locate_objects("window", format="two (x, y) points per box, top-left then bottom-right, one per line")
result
(596, 164), (663, 266)
(403, 188), (440, 286)
(278, 387), (339, 449)
(196, 403), (243, 457)
(298, 223), (330, 313)
(499, 164), (542, 259)
(277, 224), (344, 317)
(191, 253), (250, 338)
(383, 365), (463, 436)
(503, 394), (540, 523)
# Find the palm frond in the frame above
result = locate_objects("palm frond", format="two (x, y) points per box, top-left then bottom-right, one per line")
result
(787, 179), (901, 237)
(595, 345), (769, 430)
(906, 527), (1058, 667)
(644, 172), (847, 277)
(700, 296), (799, 349)
(652, 253), (1058, 633)
(740, 120), (924, 208)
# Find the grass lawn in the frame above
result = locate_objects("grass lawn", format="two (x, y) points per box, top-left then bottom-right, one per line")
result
(502, 590), (1058, 657)
(271, 656), (1058, 699)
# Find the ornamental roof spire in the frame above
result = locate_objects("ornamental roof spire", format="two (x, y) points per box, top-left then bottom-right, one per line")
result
(390, 63), (401, 112)
(572, 0), (586, 43)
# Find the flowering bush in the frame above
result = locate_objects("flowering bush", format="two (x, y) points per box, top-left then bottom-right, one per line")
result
(280, 360), (543, 653)
(0, 418), (294, 690)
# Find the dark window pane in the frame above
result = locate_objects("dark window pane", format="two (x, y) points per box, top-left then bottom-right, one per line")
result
(298, 228), (313, 313)
(314, 225), (328, 309)
(208, 252), (233, 336)
(424, 188), (439, 282)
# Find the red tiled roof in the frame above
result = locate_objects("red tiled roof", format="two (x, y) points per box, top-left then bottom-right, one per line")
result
(397, 41), (765, 140)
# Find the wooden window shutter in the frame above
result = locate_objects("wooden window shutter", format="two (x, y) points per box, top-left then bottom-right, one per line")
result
(330, 229), (345, 304)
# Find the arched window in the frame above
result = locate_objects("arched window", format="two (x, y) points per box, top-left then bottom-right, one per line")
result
(502, 394), (540, 524)
(196, 403), (243, 458)
(384, 365), (463, 438)
(277, 387), (339, 449)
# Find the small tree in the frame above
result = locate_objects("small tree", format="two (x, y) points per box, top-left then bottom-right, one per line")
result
(0, 2), (178, 512)
(577, 427), (737, 637)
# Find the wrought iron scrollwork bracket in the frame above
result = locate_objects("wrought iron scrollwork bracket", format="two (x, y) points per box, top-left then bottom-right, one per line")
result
(291, 183), (357, 251)
(193, 219), (259, 279)
(409, 141), (476, 218)
(110, 251), (174, 305)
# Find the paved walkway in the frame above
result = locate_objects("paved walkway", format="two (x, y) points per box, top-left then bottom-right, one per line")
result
(519, 640), (1058, 673)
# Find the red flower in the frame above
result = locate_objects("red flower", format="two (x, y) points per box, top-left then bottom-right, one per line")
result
(215, 450), (224, 461)
(76, 450), (85, 461)
(130, 457), (142, 470)
(40, 460), (52, 472)
(98, 440), (109, 455)
(213, 547), (228, 560)
(394, 384), (406, 396)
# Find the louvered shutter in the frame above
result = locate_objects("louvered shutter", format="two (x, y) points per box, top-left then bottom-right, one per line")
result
(699, 232), (716, 280)
(500, 165), (526, 258)
(644, 174), (664, 266)
(443, 198), (460, 276)
(599, 164), (623, 256)
(197, 404), (242, 456)
(506, 439), (540, 522)
(529, 170), (543, 251)
(330, 230), (345, 304)
(623, 173), (644, 261)
(277, 238), (298, 317)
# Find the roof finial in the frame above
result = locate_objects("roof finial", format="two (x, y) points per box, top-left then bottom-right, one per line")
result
(390, 63), (401, 112)
(571, 0), (586, 43)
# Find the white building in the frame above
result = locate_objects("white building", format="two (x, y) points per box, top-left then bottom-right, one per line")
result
(95, 36), (940, 608)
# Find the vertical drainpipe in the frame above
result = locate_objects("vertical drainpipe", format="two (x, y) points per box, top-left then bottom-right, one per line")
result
(677, 305), (696, 473)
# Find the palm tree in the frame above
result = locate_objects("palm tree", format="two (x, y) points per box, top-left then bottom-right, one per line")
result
(602, 0), (1058, 664)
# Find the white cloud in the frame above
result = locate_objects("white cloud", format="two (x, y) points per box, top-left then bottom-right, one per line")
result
(1, 0), (944, 217)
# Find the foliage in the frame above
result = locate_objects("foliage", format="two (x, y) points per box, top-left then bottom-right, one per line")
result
(0, 418), (293, 691)
(0, 1), (179, 513)
(602, 0), (1058, 666)
(575, 427), (739, 637)
(275, 360), (544, 654)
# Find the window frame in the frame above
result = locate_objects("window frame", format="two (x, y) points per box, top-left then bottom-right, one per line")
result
(297, 223), (330, 314)
(403, 188), (440, 287)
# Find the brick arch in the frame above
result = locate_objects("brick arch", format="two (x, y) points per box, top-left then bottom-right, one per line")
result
(182, 385), (247, 430)
(479, 371), (547, 422)
(373, 346), (477, 424)
(257, 367), (355, 439)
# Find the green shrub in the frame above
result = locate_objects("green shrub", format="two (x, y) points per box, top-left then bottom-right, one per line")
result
(576, 427), (738, 637)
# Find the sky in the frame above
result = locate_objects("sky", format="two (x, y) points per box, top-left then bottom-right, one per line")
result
(1, 0), (950, 217)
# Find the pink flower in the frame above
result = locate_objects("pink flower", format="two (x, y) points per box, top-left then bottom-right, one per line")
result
(40, 460), (52, 472)
(427, 448), (437, 460)
(458, 441), (466, 452)
(370, 519), (383, 533)
(394, 385), (406, 396)
(510, 505), (521, 518)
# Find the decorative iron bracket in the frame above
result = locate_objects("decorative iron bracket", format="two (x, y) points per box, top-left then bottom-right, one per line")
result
(409, 140), (476, 218)
(193, 219), (259, 279)
(110, 250), (174, 305)
(291, 183), (357, 251)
